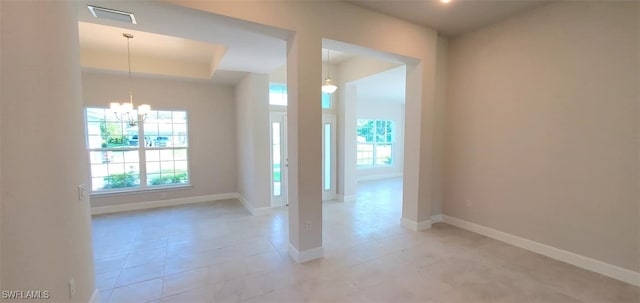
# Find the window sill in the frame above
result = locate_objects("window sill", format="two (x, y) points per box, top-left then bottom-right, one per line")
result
(90, 184), (192, 197)
(357, 165), (393, 169)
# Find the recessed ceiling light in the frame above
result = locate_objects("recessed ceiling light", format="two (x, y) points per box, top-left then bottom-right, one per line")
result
(441, 0), (452, 3)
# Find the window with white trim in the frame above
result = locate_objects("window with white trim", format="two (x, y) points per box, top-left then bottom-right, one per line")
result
(85, 107), (189, 192)
(269, 83), (332, 109)
(357, 119), (393, 168)
(269, 83), (287, 106)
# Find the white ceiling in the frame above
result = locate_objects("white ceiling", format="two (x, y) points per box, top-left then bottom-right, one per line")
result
(76, 0), (289, 82)
(323, 50), (355, 64)
(79, 22), (229, 80)
(348, 0), (553, 37)
(79, 22), (224, 64)
(75, 0), (551, 84)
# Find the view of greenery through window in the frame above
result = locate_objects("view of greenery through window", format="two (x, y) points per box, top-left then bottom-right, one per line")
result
(86, 108), (189, 192)
(357, 119), (393, 167)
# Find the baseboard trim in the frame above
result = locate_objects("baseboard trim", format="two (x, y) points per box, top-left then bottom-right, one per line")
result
(88, 289), (99, 303)
(336, 194), (356, 202)
(400, 217), (432, 231)
(442, 215), (640, 287)
(288, 243), (324, 263)
(91, 193), (237, 215)
(431, 214), (443, 223)
(237, 194), (272, 216)
(357, 173), (403, 183)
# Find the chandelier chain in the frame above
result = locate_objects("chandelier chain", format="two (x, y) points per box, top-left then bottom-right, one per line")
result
(127, 34), (133, 105)
(327, 49), (331, 78)
(111, 33), (150, 127)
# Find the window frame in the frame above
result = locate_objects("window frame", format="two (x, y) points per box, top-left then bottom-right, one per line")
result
(321, 92), (332, 109)
(268, 83), (333, 109)
(85, 107), (191, 194)
(269, 83), (288, 107)
(356, 119), (394, 168)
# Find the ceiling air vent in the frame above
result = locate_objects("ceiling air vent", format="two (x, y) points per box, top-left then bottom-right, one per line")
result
(87, 5), (137, 24)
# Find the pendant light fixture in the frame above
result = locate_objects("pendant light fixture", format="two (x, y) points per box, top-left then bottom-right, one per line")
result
(110, 33), (151, 127)
(322, 49), (338, 94)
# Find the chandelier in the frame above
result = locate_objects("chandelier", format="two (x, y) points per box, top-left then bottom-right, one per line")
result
(322, 49), (338, 94)
(110, 33), (150, 127)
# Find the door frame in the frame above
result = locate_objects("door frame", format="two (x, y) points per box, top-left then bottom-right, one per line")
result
(322, 114), (337, 201)
(270, 111), (288, 207)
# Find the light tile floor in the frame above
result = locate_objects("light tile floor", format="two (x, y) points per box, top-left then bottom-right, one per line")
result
(92, 178), (639, 303)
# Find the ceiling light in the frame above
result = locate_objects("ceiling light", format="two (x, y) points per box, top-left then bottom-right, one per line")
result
(110, 33), (151, 127)
(322, 78), (337, 94)
(441, 0), (452, 3)
(322, 49), (338, 94)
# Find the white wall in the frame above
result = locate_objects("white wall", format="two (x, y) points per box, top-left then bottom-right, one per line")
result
(355, 99), (405, 181)
(432, 36), (448, 216)
(269, 64), (287, 84)
(0, 0), (3, 292)
(83, 72), (238, 207)
(337, 82), (357, 200)
(446, 1), (639, 272)
(235, 73), (271, 212)
(2, 2), (96, 301)
(339, 57), (403, 84)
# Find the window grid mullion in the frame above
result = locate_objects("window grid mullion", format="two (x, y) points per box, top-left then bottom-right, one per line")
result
(139, 118), (147, 189)
(171, 113), (176, 177)
(355, 119), (392, 168)
(86, 107), (190, 193)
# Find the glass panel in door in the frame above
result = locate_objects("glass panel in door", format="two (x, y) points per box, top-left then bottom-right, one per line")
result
(270, 112), (287, 206)
(322, 114), (336, 201)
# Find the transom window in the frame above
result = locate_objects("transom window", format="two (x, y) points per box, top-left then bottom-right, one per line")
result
(85, 107), (189, 192)
(269, 83), (332, 109)
(321, 93), (331, 109)
(357, 119), (393, 167)
(269, 83), (288, 106)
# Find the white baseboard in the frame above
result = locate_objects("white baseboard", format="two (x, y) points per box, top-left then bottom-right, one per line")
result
(336, 194), (356, 202)
(442, 215), (640, 287)
(288, 243), (324, 263)
(357, 173), (403, 182)
(91, 193), (237, 215)
(400, 217), (432, 231)
(88, 289), (99, 303)
(322, 194), (338, 202)
(431, 214), (443, 223)
(237, 194), (272, 216)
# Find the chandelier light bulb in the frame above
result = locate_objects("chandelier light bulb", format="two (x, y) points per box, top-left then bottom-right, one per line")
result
(322, 77), (338, 94)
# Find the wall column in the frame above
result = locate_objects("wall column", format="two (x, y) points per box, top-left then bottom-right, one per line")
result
(1, 2), (96, 301)
(402, 60), (436, 231)
(235, 73), (271, 214)
(337, 83), (358, 201)
(286, 32), (324, 262)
